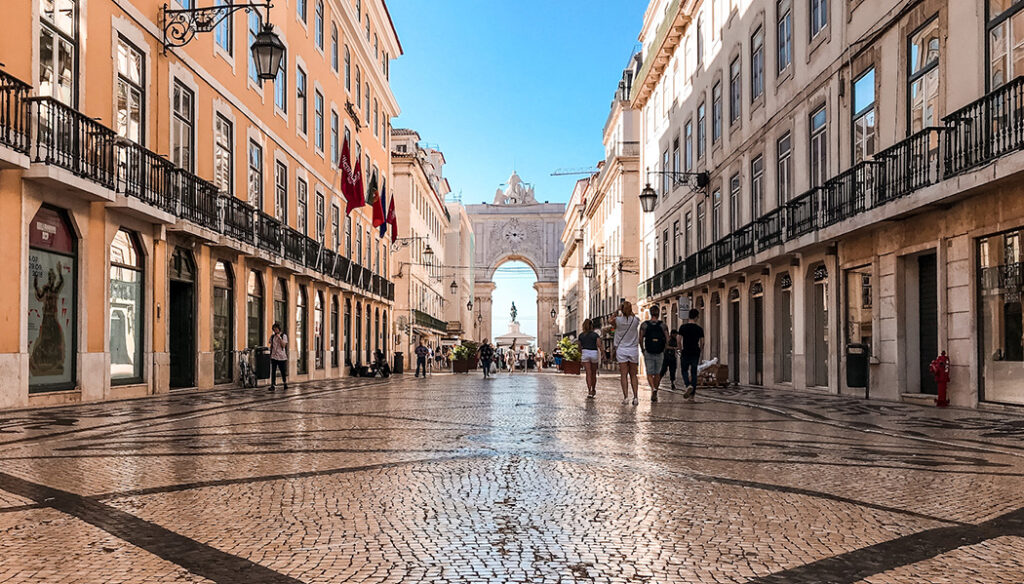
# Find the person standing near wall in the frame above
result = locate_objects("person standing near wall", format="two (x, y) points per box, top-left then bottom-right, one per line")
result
(269, 323), (288, 392)
(415, 339), (429, 378)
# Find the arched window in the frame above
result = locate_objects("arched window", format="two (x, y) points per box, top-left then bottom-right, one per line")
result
(365, 304), (372, 362)
(213, 261), (234, 383)
(355, 302), (362, 364)
(28, 206), (77, 391)
(331, 295), (339, 368)
(381, 310), (387, 357)
(274, 278), (288, 334)
(344, 46), (351, 91)
(344, 298), (352, 366)
(110, 229), (144, 383)
(374, 307), (380, 353)
(314, 291), (324, 369)
(247, 271), (264, 348)
(297, 286), (308, 374)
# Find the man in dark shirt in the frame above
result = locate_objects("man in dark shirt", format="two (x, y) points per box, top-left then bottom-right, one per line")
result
(414, 340), (429, 378)
(478, 339), (495, 379)
(676, 308), (704, 400)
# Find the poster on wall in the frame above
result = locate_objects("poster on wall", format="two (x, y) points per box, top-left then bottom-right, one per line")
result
(27, 207), (76, 390)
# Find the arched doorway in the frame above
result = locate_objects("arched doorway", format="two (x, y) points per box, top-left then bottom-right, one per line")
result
(490, 259), (539, 352)
(314, 291), (324, 370)
(775, 272), (794, 383)
(807, 263), (829, 387)
(274, 278), (288, 335)
(296, 285), (307, 374)
(247, 271), (264, 349)
(749, 281), (764, 385)
(169, 246), (196, 388)
(212, 260), (234, 383)
(109, 229), (144, 385)
(728, 288), (740, 384)
(27, 205), (77, 392)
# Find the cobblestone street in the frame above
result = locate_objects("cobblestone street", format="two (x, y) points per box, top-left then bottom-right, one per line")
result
(1, 373), (1023, 583)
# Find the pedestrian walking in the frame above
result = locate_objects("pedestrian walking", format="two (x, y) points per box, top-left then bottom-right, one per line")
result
(578, 319), (601, 398)
(660, 323), (679, 390)
(612, 301), (641, 405)
(676, 308), (705, 401)
(507, 339), (518, 375)
(414, 339), (429, 378)
(478, 339), (495, 379)
(639, 305), (670, 402)
(518, 345), (528, 372)
(268, 323), (288, 392)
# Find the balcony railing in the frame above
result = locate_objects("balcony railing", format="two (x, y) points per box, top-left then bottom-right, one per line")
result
(713, 236), (733, 269)
(876, 127), (943, 204)
(282, 228), (305, 263)
(117, 140), (175, 212)
(222, 196), (255, 244)
(414, 309), (447, 332)
(755, 206), (785, 252)
(786, 188), (820, 239)
(945, 76), (1024, 176)
(821, 161), (880, 228)
(0, 70), (30, 154)
(304, 236), (321, 269)
(256, 212), (283, 256)
(29, 97), (117, 190)
(175, 171), (220, 230)
(733, 223), (755, 261)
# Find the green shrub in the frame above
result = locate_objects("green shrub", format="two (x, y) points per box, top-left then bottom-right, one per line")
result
(451, 343), (476, 361)
(557, 336), (582, 362)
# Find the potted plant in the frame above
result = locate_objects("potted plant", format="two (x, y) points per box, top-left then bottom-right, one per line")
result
(450, 342), (477, 373)
(557, 336), (582, 375)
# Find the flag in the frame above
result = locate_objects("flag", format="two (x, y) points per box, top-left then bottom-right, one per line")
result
(346, 154), (365, 214)
(369, 172), (385, 229)
(338, 135), (353, 205)
(387, 193), (397, 241)
(378, 189), (388, 237)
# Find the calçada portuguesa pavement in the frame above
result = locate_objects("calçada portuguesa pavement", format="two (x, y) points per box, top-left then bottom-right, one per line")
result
(1, 371), (1024, 583)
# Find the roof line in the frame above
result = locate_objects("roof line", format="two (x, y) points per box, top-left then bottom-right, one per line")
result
(381, 0), (404, 55)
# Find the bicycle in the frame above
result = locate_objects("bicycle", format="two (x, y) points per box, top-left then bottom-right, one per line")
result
(237, 348), (258, 388)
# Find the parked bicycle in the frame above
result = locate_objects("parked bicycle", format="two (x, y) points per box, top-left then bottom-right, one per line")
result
(237, 348), (258, 388)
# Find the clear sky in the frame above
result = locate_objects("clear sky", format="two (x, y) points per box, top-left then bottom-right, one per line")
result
(387, 0), (647, 340)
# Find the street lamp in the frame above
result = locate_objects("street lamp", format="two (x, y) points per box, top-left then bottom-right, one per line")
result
(467, 300), (474, 311)
(162, 2), (284, 81)
(640, 171), (711, 213)
(423, 244), (434, 260)
(550, 308), (557, 319)
(583, 261), (595, 279)
(639, 183), (658, 213)
(250, 24), (287, 80)
(450, 280), (458, 295)
(477, 313), (483, 324)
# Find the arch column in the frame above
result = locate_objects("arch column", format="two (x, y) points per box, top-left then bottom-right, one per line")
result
(474, 281), (496, 343)
(534, 281), (559, 354)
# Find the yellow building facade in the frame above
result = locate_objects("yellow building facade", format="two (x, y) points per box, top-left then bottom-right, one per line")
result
(0, 0), (400, 408)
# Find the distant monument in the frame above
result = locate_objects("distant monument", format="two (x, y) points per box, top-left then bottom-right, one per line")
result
(492, 172), (538, 205)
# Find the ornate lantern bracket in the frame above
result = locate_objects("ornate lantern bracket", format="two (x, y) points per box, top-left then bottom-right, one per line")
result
(162, 2), (273, 50)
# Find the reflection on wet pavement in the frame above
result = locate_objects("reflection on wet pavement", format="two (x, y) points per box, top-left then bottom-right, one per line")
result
(1, 373), (1023, 583)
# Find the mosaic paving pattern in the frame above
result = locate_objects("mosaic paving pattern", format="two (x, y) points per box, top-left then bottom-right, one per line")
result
(1, 374), (1023, 583)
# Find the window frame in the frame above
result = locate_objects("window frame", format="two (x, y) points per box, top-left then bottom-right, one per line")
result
(777, 0), (792, 74)
(39, 0), (80, 106)
(115, 35), (146, 144)
(109, 228), (145, 386)
(809, 105), (828, 187)
(296, 65), (307, 135)
(729, 57), (741, 124)
(851, 67), (876, 164)
(214, 114), (233, 195)
(908, 15), (941, 132)
(171, 80), (194, 171)
(248, 140), (263, 210)
(751, 26), (765, 101)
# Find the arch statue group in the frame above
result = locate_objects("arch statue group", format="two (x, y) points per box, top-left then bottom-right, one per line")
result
(466, 172), (565, 354)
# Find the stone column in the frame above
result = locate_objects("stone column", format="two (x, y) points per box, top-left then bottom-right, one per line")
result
(474, 281), (496, 343)
(534, 281), (559, 354)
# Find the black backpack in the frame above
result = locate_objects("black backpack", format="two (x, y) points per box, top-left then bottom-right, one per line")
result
(644, 321), (666, 354)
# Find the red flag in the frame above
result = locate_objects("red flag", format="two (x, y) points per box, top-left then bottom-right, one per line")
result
(338, 135), (353, 205)
(369, 173), (385, 228)
(346, 154), (365, 214)
(378, 188), (388, 237)
(387, 193), (397, 240)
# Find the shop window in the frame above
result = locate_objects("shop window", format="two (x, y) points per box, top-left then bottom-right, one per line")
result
(297, 286), (308, 374)
(845, 265), (873, 350)
(109, 229), (144, 384)
(28, 206), (77, 392)
(247, 271), (264, 348)
(979, 229), (1024, 404)
(315, 291), (324, 369)
(213, 261), (233, 384)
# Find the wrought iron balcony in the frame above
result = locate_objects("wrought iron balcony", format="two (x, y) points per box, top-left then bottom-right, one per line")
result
(944, 76), (1024, 176)
(875, 127), (944, 204)
(0, 70), (30, 154)
(174, 170), (220, 229)
(282, 228), (305, 263)
(221, 196), (255, 244)
(117, 140), (176, 212)
(785, 188), (820, 239)
(733, 223), (755, 261)
(256, 212), (283, 256)
(414, 309), (447, 332)
(304, 236), (321, 269)
(713, 237), (733, 269)
(29, 96), (118, 190)
(755, 207), (784, 252)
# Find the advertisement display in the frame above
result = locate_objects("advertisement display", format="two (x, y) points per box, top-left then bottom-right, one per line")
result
(27, 207), (76, 391)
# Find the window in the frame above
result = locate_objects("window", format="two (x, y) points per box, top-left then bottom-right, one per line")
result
(910, 18), (940, 131)
(39, 0), (78, 105)
(697, 201), (707, 248)
(777, 132), (792, 205)
(729, 57), (741, 124)
(751, 154), (764, 219)
(810, 105), (828, 187)
(356, 65), (361, 104)
(685, 211), (693, 256)
(116, 37), (145, 143)
(979, 228), (1024, 403)
(314, 292), (324, 369)
(316, 191), (325, 242)
(777, 0), (792, 72)
(662, 229), (670, 268)
(712, 189), (722, 241)
(684, 120), (692, 170)
(373, 99), (379, 137)
(852, 67), (876, 163)
(248, 10), (262, 85)
(314, 0), (323, 49)
(314, 89), (324, 151)
(696, 16), (704, 66)
(296, 287), (307, 374)
(331, 24), (338, 71)
(214, 115), (233, 194)
(331, 110), (339, 163)
(297, 0), (306, 23)
(810, 0), (827, 39)
(697, 102), (706, 159)
(356, 228), (363, 266)
(296, 66), (307, 134)
(712, 82), (722, 142)
(275, 56), (287, 112)
(247, 271), (263, 349)
(751, 27), (764, 100)
(356, 0), (361, 19)
(729, 174), (740, 231)
(332, 204), (340, 251)
(344, 46), (351, 91)
(345, 214), (352, 257)
(248, 140), (263, 209)
(171, 81), (194, 171)
(110, 229), (143, 384)
(214, 0), (232, 54)
(213, 261), (233, 384)
(662, 149), (671, 195)
(672, 137), (680, 175)
(365, 15), (370, 41)
(673, 220), (680, 262)
(297, 178), (307, 233)
(364, 83), (371, 124)
(275, 161), (287, 222)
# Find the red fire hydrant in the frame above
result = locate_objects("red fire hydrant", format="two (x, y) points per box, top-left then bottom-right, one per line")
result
(929, 351), (950, 407)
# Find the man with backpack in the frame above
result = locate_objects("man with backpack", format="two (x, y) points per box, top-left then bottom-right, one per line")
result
(639, 305), (670, 402)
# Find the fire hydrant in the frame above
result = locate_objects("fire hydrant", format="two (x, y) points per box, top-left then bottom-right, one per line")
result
(929, 351), (950, 407)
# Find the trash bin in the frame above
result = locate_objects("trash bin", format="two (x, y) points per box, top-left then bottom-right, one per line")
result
(393, 352), (404, 375)
(846, 343), (870, 388)
(255, 346), (271, 380)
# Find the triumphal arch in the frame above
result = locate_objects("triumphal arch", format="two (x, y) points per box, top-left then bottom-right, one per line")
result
(466, 172), (565, 353)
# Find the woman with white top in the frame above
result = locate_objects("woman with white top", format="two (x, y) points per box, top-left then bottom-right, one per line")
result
(613, 301), (641, 405)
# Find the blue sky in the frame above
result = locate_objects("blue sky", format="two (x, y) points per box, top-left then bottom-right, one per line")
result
(388, 0), (647, 338)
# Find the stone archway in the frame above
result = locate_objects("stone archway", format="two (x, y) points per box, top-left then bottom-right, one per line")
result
(466, 172), (565, 353)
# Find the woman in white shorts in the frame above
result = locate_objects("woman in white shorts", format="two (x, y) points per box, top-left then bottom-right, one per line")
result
(613, 301), (641, 405)
(577, 319), (602, 398)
